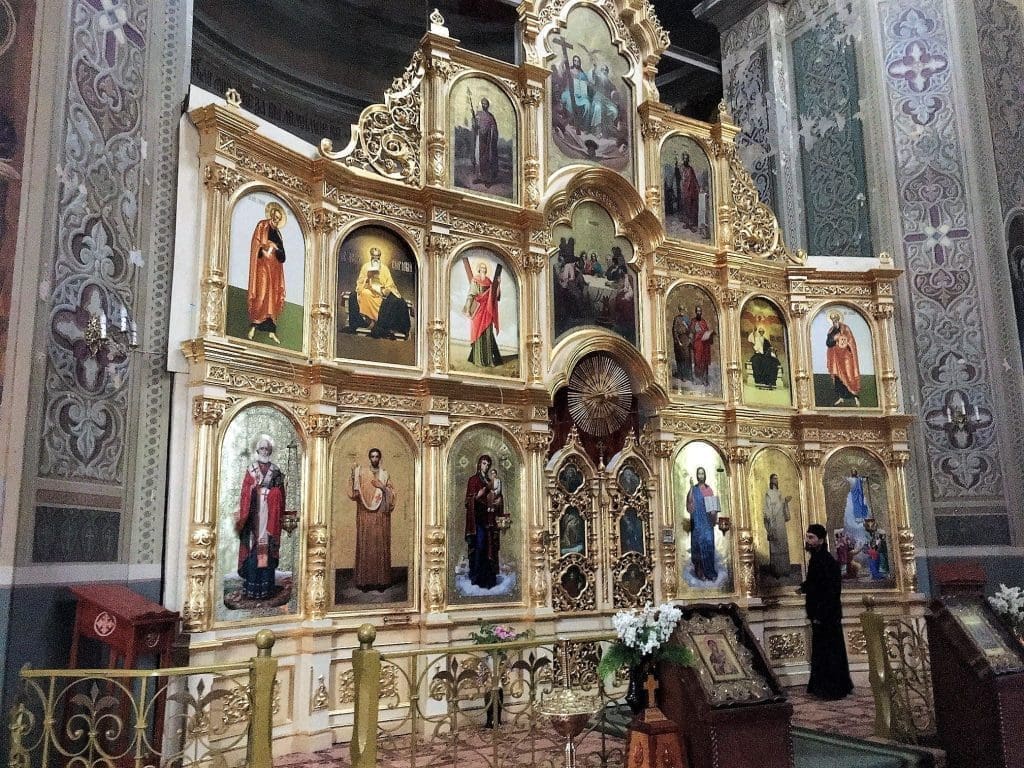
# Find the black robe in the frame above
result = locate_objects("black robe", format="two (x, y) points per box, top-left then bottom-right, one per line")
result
(801, 545), (854, 699)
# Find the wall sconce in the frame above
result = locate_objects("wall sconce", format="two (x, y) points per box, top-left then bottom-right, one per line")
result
(85, 306), (139, 357)
(945, 403), (981, 429)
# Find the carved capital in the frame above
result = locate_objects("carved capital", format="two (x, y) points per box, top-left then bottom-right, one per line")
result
(524, 251), (547, 273)
(525, 430), (553, 453)
(304, 414), (341, 439)
(798, 449), (823, 467)
(887, 449), (911, 468)
(424, 424), (451, 447)
(193, 397), (230, 426)
(515, 83), (543, 107)
(723, 288), (743, 309)
(428, 232), (455, 260)
(311, 208), (346, 233)
(645, 186), (662, 213)
(640, 116), (666, 141)
(203, 163), (247, 193)
(727, 446), (751, 464)
(647, 274), (670, 293)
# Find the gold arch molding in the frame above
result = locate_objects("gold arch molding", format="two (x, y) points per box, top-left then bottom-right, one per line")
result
(543, 166), (664, 260)
(547, 331), (668, 412)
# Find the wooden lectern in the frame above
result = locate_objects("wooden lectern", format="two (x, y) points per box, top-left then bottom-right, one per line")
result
(927, 595), (1024, 768)
(658, 603), (794, 768)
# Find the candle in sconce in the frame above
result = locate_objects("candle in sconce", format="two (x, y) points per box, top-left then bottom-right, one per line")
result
(973, 405), (980, 422)
(129, 320), (138, 348)
(98, 311), (108, 339)
(946, 406), (952, 423)
(119, 306), (128, 332)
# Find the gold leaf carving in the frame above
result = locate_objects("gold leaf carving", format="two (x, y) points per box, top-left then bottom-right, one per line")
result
(232, 148), (312, 195)
(338, 391), (421, 411)
(324, 189), (425, 223)
(449, 214), (517, 243)
(450, 400), (521, 420)
(192, 397), (229, 426)
(767, 631), (807, 661)
(320, 51), (423, 184)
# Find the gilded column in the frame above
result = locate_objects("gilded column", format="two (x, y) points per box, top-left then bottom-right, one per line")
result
(516, 77), (544, 210)
(798, 448), (825, 529)
(526, 429), (553, 609)
(303, 413), (341, 619)
(721, 287), (744, 408)
(524, 235), (549, 386)
(311, 210), (341, 360)
(638, 103), (668, 216)
(185, 396), (230, 631)
(424, 12), (456, 188)
(427, 233), (454, 375)
(788, 267), (813, 411)
(887, 449), (917, 593)
(727, 446), (754, 598)
(646, 274), (670, 388)
(649, 436), (677, 601)
(423, 423), (451, 613)
(873, 269), (901, 415)
(199, 164), (245, 336)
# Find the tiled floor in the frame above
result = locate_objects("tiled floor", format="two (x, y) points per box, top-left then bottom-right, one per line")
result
(277, 686), (926, 767)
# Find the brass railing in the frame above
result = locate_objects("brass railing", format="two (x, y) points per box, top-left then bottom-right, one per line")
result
(860, 598), (935, 745)
(350, 624), (626, 768)
(7, 630), (277, 768)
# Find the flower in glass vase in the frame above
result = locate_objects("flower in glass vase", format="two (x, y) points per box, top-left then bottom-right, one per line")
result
(988, 583), (1024, 642)
(598, 603), (693, 714)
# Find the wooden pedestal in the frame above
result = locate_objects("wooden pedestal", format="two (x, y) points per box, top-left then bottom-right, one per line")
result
(626, 676), (688, 768)
(927, 596), (1024, 768)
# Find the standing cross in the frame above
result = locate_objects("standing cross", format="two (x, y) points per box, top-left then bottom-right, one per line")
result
(643, 673), (658, 709)
(551, 34), (575, 64)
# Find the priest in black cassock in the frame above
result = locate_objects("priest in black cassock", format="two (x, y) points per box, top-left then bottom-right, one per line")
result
(799, 523), (854, 699)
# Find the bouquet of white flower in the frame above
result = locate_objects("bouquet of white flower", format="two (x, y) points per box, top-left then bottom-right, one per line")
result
(988, 583), (1024, 634)
(597, 603), (693, 682)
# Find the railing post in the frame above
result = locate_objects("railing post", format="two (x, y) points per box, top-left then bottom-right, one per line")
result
(859, 596), (892, 740)
(351, 623), (381, 768)
(248, 629), (278, 768)
(8, 701), (31, 768)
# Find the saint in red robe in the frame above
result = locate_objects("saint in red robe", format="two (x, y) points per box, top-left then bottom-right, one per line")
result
(236, 461), (285, 599)
(826, 321), (861, 400)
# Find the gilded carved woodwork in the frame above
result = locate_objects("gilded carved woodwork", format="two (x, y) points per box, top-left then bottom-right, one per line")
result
(320, 50), (424, 184)
(767, 631), (807, 661)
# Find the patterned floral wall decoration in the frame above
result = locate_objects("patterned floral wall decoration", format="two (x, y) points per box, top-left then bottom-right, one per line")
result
(723, 45), (777, 211)
(974, 0), (1024, 370)
(40, 0), (150, 483)
(879, 0), (1006, 510)
(791, 15), (872, 259)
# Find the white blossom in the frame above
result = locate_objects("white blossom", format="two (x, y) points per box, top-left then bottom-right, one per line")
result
(611, 603), (682, 655)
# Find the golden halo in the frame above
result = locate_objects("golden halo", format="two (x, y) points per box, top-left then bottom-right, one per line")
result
(265, 201), (287, 227)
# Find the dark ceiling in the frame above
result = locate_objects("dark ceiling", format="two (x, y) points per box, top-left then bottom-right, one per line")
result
(191, 0), (721, 146)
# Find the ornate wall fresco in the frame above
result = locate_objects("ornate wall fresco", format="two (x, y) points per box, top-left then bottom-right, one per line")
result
(791, 15), (872, 259)
(878, 0), (1007, 522)
(722, 44), (776, 211)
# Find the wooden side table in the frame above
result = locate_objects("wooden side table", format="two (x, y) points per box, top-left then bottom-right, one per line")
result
(68, 584), (180, 757)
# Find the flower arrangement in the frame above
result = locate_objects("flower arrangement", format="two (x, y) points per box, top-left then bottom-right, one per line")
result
(597, 603), (693, 682)
(988, 583), (1024, 635)
(470, 622), (533, 645)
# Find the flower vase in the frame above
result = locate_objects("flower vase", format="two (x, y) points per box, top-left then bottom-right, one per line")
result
(625, 659), (653, 716)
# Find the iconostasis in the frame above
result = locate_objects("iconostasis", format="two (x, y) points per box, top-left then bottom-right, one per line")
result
(168, 0), (915, 742)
